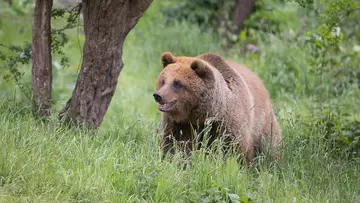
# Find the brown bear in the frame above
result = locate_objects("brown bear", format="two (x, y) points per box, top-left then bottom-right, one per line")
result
(153, 52), (281, 164)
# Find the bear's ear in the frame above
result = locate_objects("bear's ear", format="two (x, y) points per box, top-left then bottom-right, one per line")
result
(191, 59), (212, 78)
(161, 52), (175, 68)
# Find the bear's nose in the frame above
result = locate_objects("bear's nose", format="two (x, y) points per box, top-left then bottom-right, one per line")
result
(153, 93), (162, 103)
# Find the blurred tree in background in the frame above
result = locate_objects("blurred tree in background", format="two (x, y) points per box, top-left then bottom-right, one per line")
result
(31, 0), (53, 117)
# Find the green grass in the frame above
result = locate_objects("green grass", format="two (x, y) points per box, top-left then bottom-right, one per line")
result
(1, 0), (360, 202)
(0, 101), (359, 202)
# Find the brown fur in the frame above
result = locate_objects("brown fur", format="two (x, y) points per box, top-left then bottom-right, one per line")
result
(154, 52), (281, 164)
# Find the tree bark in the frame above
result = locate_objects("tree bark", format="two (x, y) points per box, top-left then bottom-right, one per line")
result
(32, 0), (53, 117)
(233, 0), (255, 33)
(60, 0), (152, 128)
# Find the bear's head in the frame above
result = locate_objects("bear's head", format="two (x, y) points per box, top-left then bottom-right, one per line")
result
(153, 52), (216, 123)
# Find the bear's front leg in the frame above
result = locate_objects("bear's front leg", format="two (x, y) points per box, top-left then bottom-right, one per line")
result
(160, 121), (194, 160)
(160, 131), (176, 160)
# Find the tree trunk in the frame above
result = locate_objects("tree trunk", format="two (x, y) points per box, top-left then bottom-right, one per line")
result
(6, 0), (12, 6)
(32, 0), (53, 117)
(60, 0), (152, 128)
(233, 0), (255, 33)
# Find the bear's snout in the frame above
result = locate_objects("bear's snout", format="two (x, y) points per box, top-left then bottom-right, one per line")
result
(153, 92), (162, 103)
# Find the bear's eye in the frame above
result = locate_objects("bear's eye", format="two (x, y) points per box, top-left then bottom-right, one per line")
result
(172, 80), (183, 89)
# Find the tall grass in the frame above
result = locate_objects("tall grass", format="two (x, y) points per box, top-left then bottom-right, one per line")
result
(0, 1), (359, 202)
(0, 101), (359, 202)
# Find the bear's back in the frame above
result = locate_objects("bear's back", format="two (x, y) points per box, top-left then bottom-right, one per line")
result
(198, 53), (270, 105)
(199, 53), (274, 135)
(225, 60), (270, 102)
(226, 60), (274, 137)
(198, 53), (236, 83)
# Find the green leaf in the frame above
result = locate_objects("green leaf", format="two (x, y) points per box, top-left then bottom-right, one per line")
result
(240, 31), (247, 41)
(239, 196), (252, 203)
(314, 41), (323, 47)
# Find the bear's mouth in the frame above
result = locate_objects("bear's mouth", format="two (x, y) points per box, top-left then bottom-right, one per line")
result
(158, 100), (177, 112)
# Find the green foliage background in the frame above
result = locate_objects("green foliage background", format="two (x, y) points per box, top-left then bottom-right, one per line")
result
(0, 0), (359, 202)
